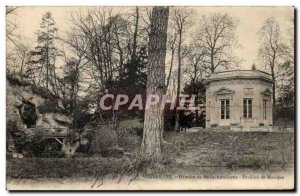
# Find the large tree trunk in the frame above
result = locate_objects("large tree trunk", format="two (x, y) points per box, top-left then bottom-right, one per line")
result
(141, 7), (169, 161)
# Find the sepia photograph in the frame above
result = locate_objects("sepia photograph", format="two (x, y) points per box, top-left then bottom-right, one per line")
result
(5, 6), (295, 190)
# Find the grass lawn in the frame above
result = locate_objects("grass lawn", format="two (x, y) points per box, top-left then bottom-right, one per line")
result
(7, 130), (294, 182)
(163, 131), (294, 170)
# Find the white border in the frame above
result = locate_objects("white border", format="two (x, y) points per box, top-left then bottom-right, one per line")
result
(1, 0), (298, 6)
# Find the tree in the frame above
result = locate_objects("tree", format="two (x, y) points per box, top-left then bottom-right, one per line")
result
(165, 29), (177, 91)
(196, 13), (239, 73)
(28, 12), (60, 94)
(258, 18), (288, 107)
(171, 8), (192, 131)
(61, 59), (81, 126)
(6, 42), (30, 78)
(69, 9), (133, 93)
(183, 80), (206, 127)
(277, 61), (294, 107)
(70, 9), (114, 92)
(58, 24), (90, 127)
(139, 7), (153, 46)
(141, 6), (169, 160)
(183, 47), (207, 125)
(277, 14), (295, 107)
(12, 42), (31, 82)
(69, 8), (150, 121)
(119, 7), (148, 96)
(6, 7), (27, 76)
(6, 6), (19, 46)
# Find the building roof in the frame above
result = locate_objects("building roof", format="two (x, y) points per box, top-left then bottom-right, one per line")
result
(205, 70), (273, 83)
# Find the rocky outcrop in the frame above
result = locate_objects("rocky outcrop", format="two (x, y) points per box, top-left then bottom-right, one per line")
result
(6, 77), (73, 157)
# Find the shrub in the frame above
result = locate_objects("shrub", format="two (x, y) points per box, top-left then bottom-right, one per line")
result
(274, 106), (294, 126)
(116, 128), (140, 152)
(88, 125), (118, 154)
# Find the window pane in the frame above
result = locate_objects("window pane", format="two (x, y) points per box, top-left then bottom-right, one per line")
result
(221, 100), (224, 119)
(248, 100), (252, 118)
(243, 100), (247, 118)
(243, 99), (253, 118)
(221, 99), (229, 119)
(226, 100), (229, 107)
(226, 113), (229, 119)
(226, 100), (230, 119)
(263, 100), (267, 120)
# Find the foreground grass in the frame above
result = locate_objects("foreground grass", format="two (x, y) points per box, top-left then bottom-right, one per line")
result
(163, 131), (294, 170)
(7, 131), (294, 180)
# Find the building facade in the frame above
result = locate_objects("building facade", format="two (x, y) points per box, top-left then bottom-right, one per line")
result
(205, 70), (273, 129)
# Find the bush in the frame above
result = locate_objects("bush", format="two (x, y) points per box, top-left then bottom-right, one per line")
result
(83, 119), (141, 156)
(88, 125), (118, 154)
(274, 106), (294, 126)
(116, 127), (140, 152)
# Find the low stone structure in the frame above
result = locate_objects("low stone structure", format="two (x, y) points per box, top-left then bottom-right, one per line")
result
(205, 70), (274, 130)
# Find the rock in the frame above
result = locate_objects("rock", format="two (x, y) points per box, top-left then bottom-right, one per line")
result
(36, 113), (72, 130)
(17, 153), (24, 159)
(7, 132), (16, 153)
(6, 77), (72, 157)
(12, 153), (18, 159)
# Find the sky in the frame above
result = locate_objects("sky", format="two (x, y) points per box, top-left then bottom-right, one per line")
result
(10, 6), (294, 69)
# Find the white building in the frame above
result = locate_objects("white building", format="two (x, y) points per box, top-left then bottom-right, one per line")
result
(205, 70), (273, 129)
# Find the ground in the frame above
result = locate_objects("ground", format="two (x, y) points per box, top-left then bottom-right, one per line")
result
(163, 131), (294, 169)
(7, 130), (294, 189)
